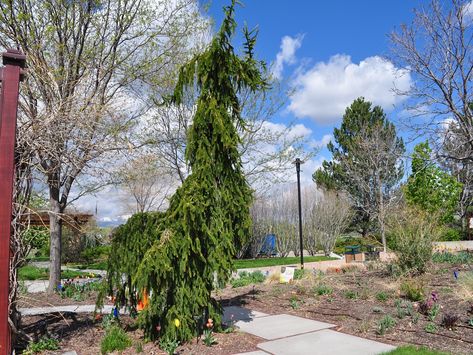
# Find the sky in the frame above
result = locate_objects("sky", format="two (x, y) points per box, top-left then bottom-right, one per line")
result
(206, 0), (424, 182)
(80, 0), (432, 226)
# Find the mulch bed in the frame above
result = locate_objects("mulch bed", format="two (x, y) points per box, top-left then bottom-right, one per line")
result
(217, 262), (473, 355)
(18, 262), (473, 354)
(20, 313), (262, 354)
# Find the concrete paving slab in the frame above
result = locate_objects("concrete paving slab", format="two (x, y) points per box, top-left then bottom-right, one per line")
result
(232, 351), (269, 355)
(235, 314), (335, 340)
(257, 329), (396, 355)
(19, 305), (118, 316)
(223, 306), (268, 324)
(24, 280), (49, 293)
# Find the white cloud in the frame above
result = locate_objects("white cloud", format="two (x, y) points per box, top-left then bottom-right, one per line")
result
(261, 121), (312, 141)
(288, 54), (411, 125)
(310, 134), (332, 148)
(464, 1), (473, 22)
(272, 34), (304, 79)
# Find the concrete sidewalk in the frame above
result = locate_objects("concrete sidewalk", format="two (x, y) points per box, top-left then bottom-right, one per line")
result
(225, 306), (395, 355)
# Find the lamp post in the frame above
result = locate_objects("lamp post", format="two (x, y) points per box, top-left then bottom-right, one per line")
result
(294, 158), (304, 269)
(0, 49), (26, 354)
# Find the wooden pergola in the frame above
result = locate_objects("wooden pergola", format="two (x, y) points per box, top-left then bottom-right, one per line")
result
(23, 211), (94, 230)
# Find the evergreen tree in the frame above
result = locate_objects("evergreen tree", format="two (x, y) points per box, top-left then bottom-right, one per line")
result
(313, 98), (404, 248)
(102, 0), (267, 342)
(405, 141), (462, 223)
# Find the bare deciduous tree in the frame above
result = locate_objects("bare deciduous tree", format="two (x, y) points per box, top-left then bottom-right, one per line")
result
(269, 185), (298, 257)
(390, 0), (473, 225)
(308, 191), (352, 256)
(115, 153), (175, 214)
(237, 197), (272, 259)
(146, 79), (315, 194)
(0, 0), (208, 292)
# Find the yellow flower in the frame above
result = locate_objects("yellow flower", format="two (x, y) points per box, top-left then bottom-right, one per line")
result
(174, 318), (180, 328)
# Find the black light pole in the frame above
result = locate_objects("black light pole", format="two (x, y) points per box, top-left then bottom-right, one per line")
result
(294, 158), (304, 269)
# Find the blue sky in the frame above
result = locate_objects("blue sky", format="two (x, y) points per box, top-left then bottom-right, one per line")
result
(206, 0), (425, 182)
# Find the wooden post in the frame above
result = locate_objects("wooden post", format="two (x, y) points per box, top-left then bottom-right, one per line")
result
(0, 49), (26, 355)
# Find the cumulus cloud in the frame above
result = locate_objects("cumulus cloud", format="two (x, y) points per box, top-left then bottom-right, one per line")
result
(288, 54), (411, 124)
(261, 121), (312, 141)
(464, 1), (473, 22)
(310, 134), (333, 149)
(272, 34), (304, 79)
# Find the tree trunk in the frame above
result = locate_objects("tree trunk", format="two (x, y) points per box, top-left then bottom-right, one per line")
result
(48, 193), (63, 293)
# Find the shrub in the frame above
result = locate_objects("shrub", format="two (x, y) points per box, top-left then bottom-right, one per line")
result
(394, 299), (407, 319)
(24, 337), (59, 354)
(439, 228), (462, 241)
(424, 322), (438, 333)
(344, 290), (358, 300)
(159, 338), (179, 355)
(289, 296), (299, 309)
(376, 291), (389, 302)
(100, 325), (132, 354)
(22, 226), (49, 256)
(372, 306), (384, 313)
(387, 207), (440, 274)
(314, 284), (333, 296)
(432, 251), (473, 264)
(441, 313), (459, 329)
(293, 269), (306, 280)
(81, 245), (110, 263)
(231, 271), (266, 288)
(202, 329), (216, 347)
(400, 279), (425, 301)
(377, 315), (396, 335)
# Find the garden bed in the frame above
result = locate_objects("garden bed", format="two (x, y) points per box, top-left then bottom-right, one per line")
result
(18, 261), (473, 354)
(20, 313), (263, 355)
(217, 262), (473, 355)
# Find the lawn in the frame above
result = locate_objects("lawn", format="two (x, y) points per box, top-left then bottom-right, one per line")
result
(69, 261), (108, 270)
(233, 255), (336, 269)
(383, 346), (450, 355)
(67, 256), (336, 272)
(19, 265), (92, 281)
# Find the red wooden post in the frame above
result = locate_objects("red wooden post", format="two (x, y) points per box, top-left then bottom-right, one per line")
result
(0, 49), (26, 355)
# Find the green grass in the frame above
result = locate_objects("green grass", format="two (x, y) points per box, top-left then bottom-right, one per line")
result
(69, 261), (108, 270)
(73, 256), (335, 271)
(27, 256), (50, 262)
(18, 265), (90, 281)
(382, 345), (450, 355)
(234, 256), (335, 269)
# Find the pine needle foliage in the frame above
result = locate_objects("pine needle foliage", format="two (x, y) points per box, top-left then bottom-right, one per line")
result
(102, 0), (267, 343)
(97, 212), (166, 314)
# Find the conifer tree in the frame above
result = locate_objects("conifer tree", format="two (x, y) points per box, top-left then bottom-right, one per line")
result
(313, 98), (405, 245)
(102, 0), (267, 342)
